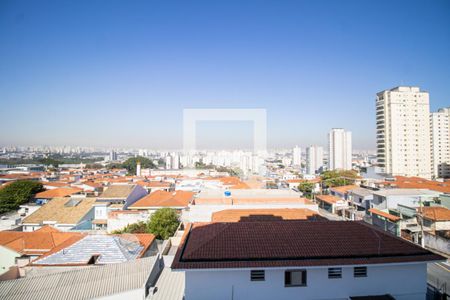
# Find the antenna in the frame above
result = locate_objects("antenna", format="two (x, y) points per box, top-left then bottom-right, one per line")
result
(371, 227), (382, 255)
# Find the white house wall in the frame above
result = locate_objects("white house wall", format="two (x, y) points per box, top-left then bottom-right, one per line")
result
(184, 263), (427, 300)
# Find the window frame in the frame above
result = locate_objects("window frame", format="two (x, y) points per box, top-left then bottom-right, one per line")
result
(284, 269), (307, 287)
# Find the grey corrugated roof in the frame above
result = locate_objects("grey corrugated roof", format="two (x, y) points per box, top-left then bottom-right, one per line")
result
(0, 256), (158, 300)
(33, 235), (143, 265)
(150, 268), (185, 300)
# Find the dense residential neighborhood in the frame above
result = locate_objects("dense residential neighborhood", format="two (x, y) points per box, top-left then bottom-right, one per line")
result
(1, 0), (450, 299)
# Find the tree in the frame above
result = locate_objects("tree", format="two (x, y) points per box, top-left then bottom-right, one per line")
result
(108, 156), (156, 174)
(298, 181), (314, 199)
(0, 181), (44, 214)
(112, 221), (148, 234)
(321, 170), (358, 188)
(147, 208), (180, 240)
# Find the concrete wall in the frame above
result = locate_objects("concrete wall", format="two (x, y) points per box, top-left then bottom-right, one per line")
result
(184, 263), (427, 300)
(0, 246), (20, 276)
(182, 203), (319, 223)
(424, 232), (450, 256)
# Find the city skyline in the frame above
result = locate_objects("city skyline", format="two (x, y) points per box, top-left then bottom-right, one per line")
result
(1, 1), (450, 149)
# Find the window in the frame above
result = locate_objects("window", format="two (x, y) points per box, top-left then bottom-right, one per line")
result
(354, 266), (367, 277)
(285, 270), (307, 287)
(328, 267), (342, 279)
(250, 270), (265, 281)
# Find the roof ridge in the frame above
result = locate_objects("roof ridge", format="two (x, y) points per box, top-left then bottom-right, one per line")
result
(182, 223), (231, 259)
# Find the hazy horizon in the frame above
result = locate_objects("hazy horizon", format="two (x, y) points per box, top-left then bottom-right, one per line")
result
(1, 0), (449, 149)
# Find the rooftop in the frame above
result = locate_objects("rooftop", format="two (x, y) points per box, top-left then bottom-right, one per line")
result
(368, 208), (401, 222)
(98, 184), (137, 198)
(0, 226), (83, 256)
(32, 234), (155, 265)
(22, 198), (96, 225)
(172, 221), (443, 270)
(35, 187), (83, 199)
(373, 188), (440, 197)
(211, 208), (321, 222)
(129, 190), (194, 209)
(0, 256), (158, 300)
(420, 206), (450, 221)
(316, 194), (342, 204)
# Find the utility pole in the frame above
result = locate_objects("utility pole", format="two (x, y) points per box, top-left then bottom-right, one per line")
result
(418, 196), (425, 248)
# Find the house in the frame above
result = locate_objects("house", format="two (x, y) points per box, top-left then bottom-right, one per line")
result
(136, 180), (174, 193)
(371, 188), (440, 210)
(211, 208), (322, 222)
(184, 189), (318, 222)
(34, 187), (83, 204)
(0, 226), (83, 279)
(420, 206), (450, 232)
(0, 255), (163, 300)
(349, 187), (375, 211)
(128, 190), (195, 212)
(367, 208), (401, 236)
(22, 197), (96, 232)
(96, 184), (147, 209)
(106, 210), (151, 233)
(29, 233), (156, 269)
(172, 221), (444, 300)
(419, 206), (450, 255)
(329, 185), (358, 200)
(315, 194), (347, 214)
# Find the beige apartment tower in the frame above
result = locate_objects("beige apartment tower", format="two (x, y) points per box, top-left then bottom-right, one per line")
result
(430, 107), (450, 178)
(376, 86), (431, 179)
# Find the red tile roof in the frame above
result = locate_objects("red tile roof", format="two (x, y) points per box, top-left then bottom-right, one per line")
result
(368, 208), (401, 222)
(316, 194), (342, 204)
(0, 226), (84, 256)
(35, 187), (82, 199)
(172, 221), (443, 269)
(419, 206), (450, 221)
(379, 176), (450, 193)
(211, 209), (321, 222)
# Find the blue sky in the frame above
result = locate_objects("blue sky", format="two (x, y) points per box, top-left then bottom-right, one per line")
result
(1, 0), (449, 150)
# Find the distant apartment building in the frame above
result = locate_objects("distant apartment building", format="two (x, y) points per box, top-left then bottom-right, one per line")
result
(328, 128), (352, 170)
(376, 86), (431, 179)
(430, 107), (450, 178)
(305, 145), (323, 175)
(292, 146), (302, 166)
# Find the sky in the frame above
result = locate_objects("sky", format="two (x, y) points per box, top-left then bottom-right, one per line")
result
(1, 0), (449, 150)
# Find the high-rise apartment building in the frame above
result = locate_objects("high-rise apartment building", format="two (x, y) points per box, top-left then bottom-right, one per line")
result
(328, 128), (352, 170)
(306, 146), (324, 175)
(430, 107), (450, 178)
(376, 86), (431, 179)
(292, 146), (302, 166)
(109, 150), (117, 161)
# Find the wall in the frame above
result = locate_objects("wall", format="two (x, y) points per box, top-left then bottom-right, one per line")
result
(0, 246), (20, 276)
(124, 186), (148, 209)
(424, 232), (450, 256)
(184, 263), (427, 300)
(182, 203), (319, 223)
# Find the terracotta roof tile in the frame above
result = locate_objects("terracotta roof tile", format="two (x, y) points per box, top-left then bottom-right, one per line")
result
(35, 187), (82, 199)
(368, 208), (401, 222)
(211, 208), (321, 222)
(172, 221), (444, 270)
(419, 206), (450, 221)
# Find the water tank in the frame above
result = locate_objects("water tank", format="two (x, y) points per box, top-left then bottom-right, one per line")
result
(224, 191), (231, 197)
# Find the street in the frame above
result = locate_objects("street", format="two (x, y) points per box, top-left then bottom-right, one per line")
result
(428, 261), (450, 296)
